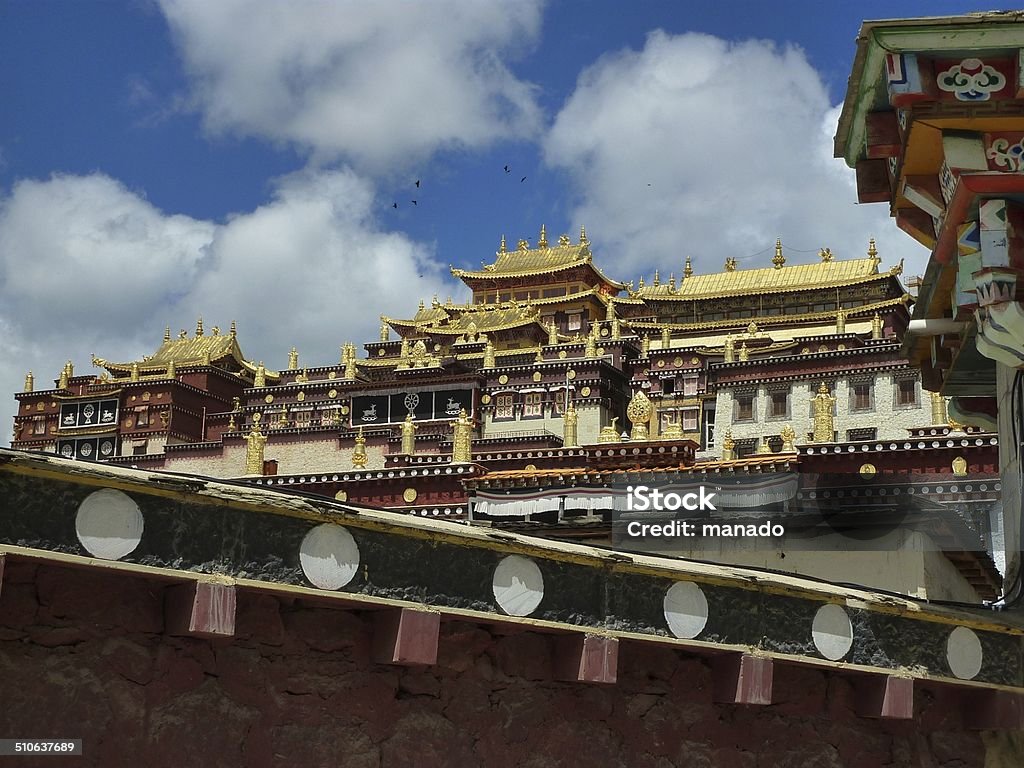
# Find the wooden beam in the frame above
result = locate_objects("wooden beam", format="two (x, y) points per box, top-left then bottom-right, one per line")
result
(855, 159), (892, 204)
(865, 112), (902, 159)
(855, 675), (913, 719)
(372, 607), (440, 666)
(0, 553), (4, 599)
(962, 690), (1024, 730)
(554, 634), (618, 684)
(164, 581), (236, 639)
(895, 208), (937, 249)
(712, 653), (772, 705)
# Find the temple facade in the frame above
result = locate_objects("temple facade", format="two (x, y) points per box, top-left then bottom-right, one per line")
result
(10, 229), (1002, 600)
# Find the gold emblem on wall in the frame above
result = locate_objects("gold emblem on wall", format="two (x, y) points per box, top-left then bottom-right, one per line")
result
(335, 490), (348, 502)
(328, 371), (337, 380)
(328, 389), (338, 398)
(481, 394), (492, 404)
(524, 464), (537, 472)
(558, 350), (567, 359)
(265, 394), (274, 403)
(341, 405), (350, 415)
(567, 369), (576, 380)
(297, 392), (306, 402)
(657, 359), (665, 367)
(674, 357), (683, 366)
(691, 357), (699, 365)
(403, 487), (418, 503)
(952, 456), (968, 477)
(859, 463), (877, 479)
(580, 386), (591, 397)
(533, 372), (542, 382)
(498, 374), (509, 384)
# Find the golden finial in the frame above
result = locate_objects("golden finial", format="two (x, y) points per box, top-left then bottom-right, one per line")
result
(446, 296), (453, 307)
(739, 342), (749, 361)
(724, 335), (735, 363)
(871, 312), (883, 340)
(558, 233), (570, 246)
(669, 273), (676, 291)
(931, 392), (948, 425)
(653, 269), (660, 286)
(722, 430), (735, 460)
(287, 347), (298, 370)
(452, 409), (473, 464)
(432, 295), (439, 307)
(585, 324), (598, 358)
(230, 321), (237, 339)
(418, 299), (425, 312)
(401, 414), (417, 456)
(725, 257), (737, 271)
(277, 404), (289, 427)
(482, 338), (496, 368)
(579, 225), (588, 246)
(641, 334), (650, 357)
(684, 255), (693, 278)
(626, 390), (653, 441)
(58, 364), (69, 390)
(380, 320), (389, 342)
(201, 347), (211, 366)
(196, 317), (204, 337)
(254, 361), (266, 388)
(517, 238), (529, 251)
(563, 398), (578, 448)
(344, 343), (357, 379)
(638, 276), (645, 288)
(167, 359), (176, 379)
(661, 326), (670, 348)
(867, 237), (878, 259)
(130, 362), (140, 382)
(499, 234), (507, 254)
(538, 224), (548, 249)
(812, 383), (836, 443)
(773, 238), (785, 269)
(244, 423), (267, 475)
(836, 308), (846, 334)
(228, 413), (237, 432)
(781, 425), (796, 453)
(23, 371), (33, 393)
(179, 329), (188, 339)
(211, 326), (220, 336)
(164, 326), (171, 342)
(535, 349), (544, 363)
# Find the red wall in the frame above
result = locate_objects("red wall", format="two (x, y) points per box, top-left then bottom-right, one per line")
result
(0, 561), (988, 767)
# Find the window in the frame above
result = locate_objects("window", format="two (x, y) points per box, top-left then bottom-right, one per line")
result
(768, 389), (789, 419)
(734, 392), (755, 422)
(132, 440), (148, 456)
(135, 407), (149, 427)
(734, 438), (757, 459)
(662, 378), (675, 395)
(681, 408), (699, 432)
(495, 394), (514, 420)
(896, 378), (918, 408)
(32, 417), (46, 435)
(551, 390), (567, 416)
(850, 380), (874, 412)
(683, 375), (698, 396)
(523, 392), (543, 418)
(568, 313), (582, 331)
(295, 410), (311, 426)
(847, 427), (877, 441)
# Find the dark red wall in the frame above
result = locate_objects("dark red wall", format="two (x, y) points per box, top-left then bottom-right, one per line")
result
(0, 561), (988, 767)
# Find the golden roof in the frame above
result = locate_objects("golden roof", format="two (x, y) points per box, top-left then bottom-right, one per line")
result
(452, 229), (626, 289)
(93, 325), (279, 380)
(630, 258), (901, 300)
(384, 300), (546, 337)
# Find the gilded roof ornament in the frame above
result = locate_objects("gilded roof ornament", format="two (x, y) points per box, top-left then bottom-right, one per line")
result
(255, 362), (266, 388)
(380, 321), (389, 342)
(228, 413), (236, 432)
(725, 257), (737, 272)
(482, 339), (496, 368)
(452, 409), (473, 464)
(201, 347), (211, 366)
(245, 423), (267, 475)
(230, 321), (237, 340)
(196, 317), (204, 337)
(684, 255), (693, 279)
(538, 224), (548, 249)
(626, 390), (653, 441)
(211, 326), (220, 336)
(517, 239), (529, 251)
(812, 383), (836, 443)
(781, 425), (796, 452)
(653, 270), (660, 286)
(23, 371), (33, 393)
(352, 426), (367, 469)
(773, 238), (785, 269)
(867, 237), (878, 260)
(579, 225), (588, 246)
(871, 312), (883, 340)
(739, 342), (749, 361)
(164, 326), (171, 342)
(721, 430), (735, 460)
(130, 362), (140, 382)
(418, 299), (425, 311)
(724, 335), (735, 363)
(558, 234), (571, 246)
(669, 273), (676, 291)
(819, 248), (833, 262)
(167, 359), (176, 379)
(562, 399), (578, 448)
(498, 234), (507, 255)
(179, 329), (188, 340)
(547, 321), (558, 346)
(641, 334), (650, 357)
(747, 321), (758, 335)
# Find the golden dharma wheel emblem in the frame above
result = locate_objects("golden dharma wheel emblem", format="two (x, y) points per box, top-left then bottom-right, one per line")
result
(253, 412), (262, 423)
(328, 371), (337, 380)
(533, 372), (542, 382)
(597, 347), (605, 356)
(580, 386), (592, 397)
(802, 347), (811, 354)
(328, 389), (338, 398)
(403, 487), (418, 503)
(567, 369), (577, 380)
(626, 390), (654, 423)
(691, 357), (699, 365)
(558, 350), (567, 359)
(499, 374), (509, 384)
(378, 349), (386, 356)
(297, 391), (306, 402)
(481, 394), (492, 404)
(341, 405), (350, 415)
(674, 357), (683, 367)
(657, 359), (665, 368)
(265, 394), (274, 404)
(600, 327), (610, 337)
(524, 464), (537, 472)
(335, 490), (348, 502)
(859, 463), (877, 480)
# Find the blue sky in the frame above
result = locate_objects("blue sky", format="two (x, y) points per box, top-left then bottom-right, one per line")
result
(0, 1), (984, 444)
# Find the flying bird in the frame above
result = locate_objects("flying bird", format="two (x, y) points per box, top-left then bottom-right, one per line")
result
(504, 165), (510, 173)
(414, 180), (420, 188)
(411, 200), (418, 205)
(392, 202), (398, 209)
(520, 176), (527, 183)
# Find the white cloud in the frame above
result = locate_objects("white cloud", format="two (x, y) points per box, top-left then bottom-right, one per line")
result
(0, 170), (462, 446)
(158, 0), (545, 171)
(544, 31), (929, 282)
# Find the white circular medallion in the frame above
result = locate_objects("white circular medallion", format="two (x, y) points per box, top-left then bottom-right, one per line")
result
(663, 581), (709, 639)
(75, 488), (144, 560)
(812, 603), (853, 661)
(299, 524), (360, 590)
(946, 626), (983, 680)
(492, 555), (544, 616)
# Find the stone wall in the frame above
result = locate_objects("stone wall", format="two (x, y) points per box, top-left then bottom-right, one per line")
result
(0, 559), (1015, 768)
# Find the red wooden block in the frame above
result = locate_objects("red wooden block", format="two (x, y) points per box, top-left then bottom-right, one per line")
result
(713, 653), (772, 705)
(962, 690), (1024, 730)
(165, 581), (236, 638)
(554, 634), (618, 684)
(866, 112), (902, 159)
(855, 675), (914, 719)
(372, 608), (440, 666)
(856, 159), (893, 204)
(896, 208), (937, 249)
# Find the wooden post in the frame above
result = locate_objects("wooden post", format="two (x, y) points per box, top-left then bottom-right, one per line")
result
(372, 608), (440, 666)
(553, 634), (618, 684)
(712, 653), (773, 705)
(164, 580), (236, 638)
